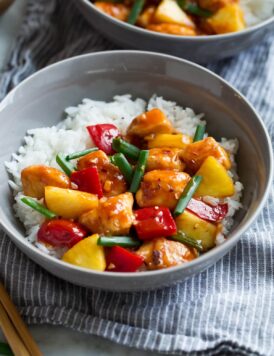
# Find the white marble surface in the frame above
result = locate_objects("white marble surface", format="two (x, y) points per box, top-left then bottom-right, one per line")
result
(0, 325), (160, 355)
(0, 3), (162, 356)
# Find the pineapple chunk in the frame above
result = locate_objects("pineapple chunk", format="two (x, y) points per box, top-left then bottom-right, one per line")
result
(154, 0), (195, 28)
(175, 210), (217, 251)
(45, 186), (98, 219)
(195, 156), (235, 197)
(206, 4), (245, 34)
(62, 234), (106, 271)
(147, 133), (192, 150)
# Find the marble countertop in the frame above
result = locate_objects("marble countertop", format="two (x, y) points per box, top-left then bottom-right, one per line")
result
(0, 3), (161, 355)
(1, 325), (158, 355)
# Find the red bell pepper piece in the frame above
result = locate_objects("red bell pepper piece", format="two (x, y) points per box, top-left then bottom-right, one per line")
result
(186, 198), (228, 222)
(87, 124), (120, 155)
(106, 246), (144, 272)
(134, 206), (177, 240)
(71, 167), (103, 198)
(38, 219), (87, 248)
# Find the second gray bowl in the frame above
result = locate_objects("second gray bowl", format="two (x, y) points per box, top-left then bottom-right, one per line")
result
(75, 0), (274, 63)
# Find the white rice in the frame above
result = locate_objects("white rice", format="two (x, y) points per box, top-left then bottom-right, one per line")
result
(5, 95), (243, 255)
(241, 0), (274, 26)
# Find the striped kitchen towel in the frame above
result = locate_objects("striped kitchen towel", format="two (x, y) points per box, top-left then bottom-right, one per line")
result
(0, 0), (274, 355)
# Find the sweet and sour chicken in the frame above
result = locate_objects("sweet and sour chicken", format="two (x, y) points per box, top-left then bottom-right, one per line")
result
(21, 165), (70, 199)
(77, 150), (127, 196)
(93, 0), (246, 36)
(20, 107), (235, 273)
(136, 237), (198, 270)
(146, 148), (185, 171)
(136, 170), (191, 209)
(80, 192), (135, 236)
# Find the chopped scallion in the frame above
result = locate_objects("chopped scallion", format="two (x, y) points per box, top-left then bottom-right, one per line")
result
(174, 176), (203, 216)
(97, 236), (141, 248)
(111, 153), (133, 183)
(193, 124), (206, 142)
(112, 137), (140, 160)
(21, 197), (57, 219)
(56, 154), (74, 176)
(127, 0), (145, 25)
(171, 231), (203, 252)
(129, 150), (149, 193)
(66, 147), (98, 160)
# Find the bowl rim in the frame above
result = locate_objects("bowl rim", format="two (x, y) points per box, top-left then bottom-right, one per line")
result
(78, 0), (274, 41)
(0, 50), (273, 280)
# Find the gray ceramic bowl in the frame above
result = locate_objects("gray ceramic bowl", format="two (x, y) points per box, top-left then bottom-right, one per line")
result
(75, 0), (274, 63)
(0, 51), (272, 291)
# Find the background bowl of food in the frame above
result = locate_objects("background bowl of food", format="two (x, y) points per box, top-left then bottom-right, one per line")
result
(75, 0), (274, 62)
(0, 51), (272, 291)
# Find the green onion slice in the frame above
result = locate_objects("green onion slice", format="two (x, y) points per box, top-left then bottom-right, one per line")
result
(21, 197), (57, 219)
(177, 0), (187, 8)
(185, 3), (212, 17)
(174, 175), (203, 216)
(66, 147), (98, 160)
(171, 231), (203, 252)
(56, 154), (74, 176)
(127, 0), (145, 25)
(111, 153), (133, 183)
(129, 150), (149, 193)
(177, 0), (212, 17)
(97, 236), (141, 248)
(112, 137), (140, 161)
(193, 124), (206, 142)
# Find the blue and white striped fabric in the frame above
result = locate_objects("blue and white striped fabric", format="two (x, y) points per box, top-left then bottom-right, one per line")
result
(0, 1), (273, 355)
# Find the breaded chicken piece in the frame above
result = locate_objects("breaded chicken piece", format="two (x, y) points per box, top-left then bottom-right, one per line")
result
(136, 170), (190, 209)
(79, 192), (134, 236)
(95, 2), (129, 21)
(127, 109), (173, 139)
(183, 137), (231, 172)
(146, 148), (185, 171)
(77, 150), (127, 197)
(136, 237), (197, 270)
(21, 165), (70, 199)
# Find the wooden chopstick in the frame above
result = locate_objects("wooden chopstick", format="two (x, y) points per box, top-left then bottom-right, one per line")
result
(0, 282), (42, 356)
(0, 302), (30, 356)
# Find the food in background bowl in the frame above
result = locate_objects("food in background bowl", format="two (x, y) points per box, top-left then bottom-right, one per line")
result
(93, 0), (274, 36)
(6, 95), (243, 273)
